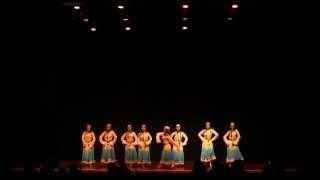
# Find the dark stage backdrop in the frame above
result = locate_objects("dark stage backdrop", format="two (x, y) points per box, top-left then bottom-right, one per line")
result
(6, 57), (308, 169)
(4, 40), (307, 168)
(15, 67), (269, 163)
(7, 60), (308, 166)
(52, 70), (266, 163)
(3, 0), (309, 169)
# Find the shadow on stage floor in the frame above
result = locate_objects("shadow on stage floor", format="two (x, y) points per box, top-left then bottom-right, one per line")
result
(7, 160), (301, 178)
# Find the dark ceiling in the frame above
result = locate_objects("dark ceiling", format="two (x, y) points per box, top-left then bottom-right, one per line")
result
(57, 0), (259, 34)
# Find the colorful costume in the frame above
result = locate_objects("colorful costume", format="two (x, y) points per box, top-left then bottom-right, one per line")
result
(224, 129), (244, 163)
(199, 129), (218, 162)
(81, 131), (96, 164)
(99, 130), (117, 163)
(171, 131), (188, 165)
(121, 132), (138, 164)
(137, 132), (152, 164)
(157, 132), (175, 165)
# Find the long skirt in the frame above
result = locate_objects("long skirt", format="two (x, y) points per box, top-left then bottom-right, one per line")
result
(172, 149), (184, 165)
(160, 149), (173, 165)
(137, 149), (151, 164)
(200, 143), (216, 162)
(226, 146), (244, 163)
(125, 148), (137, 164)
(82, 148), (95, 164)
(101, 147), (116, 163)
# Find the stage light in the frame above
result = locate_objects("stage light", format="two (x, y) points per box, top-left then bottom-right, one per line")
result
(182, 26), (188, 30)
(118, 5), (124, 9)
(182, 17), (188, 21)
(232, 4), (239, 9)
(90, 27), (96, 32)
(73, 5), (80, 10)
(125, 27), (131, 31)
(227, 17), (233, 21)
(83, 18), (89, 22)
(182, 4), (189, 9)
(123, 18), (129, 21)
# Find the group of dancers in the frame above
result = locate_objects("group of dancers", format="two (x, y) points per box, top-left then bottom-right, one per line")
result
(81, 121), (244, 168)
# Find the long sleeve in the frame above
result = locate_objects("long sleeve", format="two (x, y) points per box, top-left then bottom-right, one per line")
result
(111, 131), (117, 145)
(223, 131), (230, 145)
(182, 132), (188, 146)
(137, 133), (142, 145)
(121, 133), (127, 145)
(168, 136), (179, 147)
(170, 132), (176, 139)
(81, 132), (85, 144)
(146, 132), (152, 145)
(81, 132), (86, 145)
(235, 129), (241, 145)
(211, 129), (219, 142)
(99, 132), (106, 145)
(133, 132), (138, 145)
(91, 132), (96, 146)
(198, 129), (205, 142)
(156, 132), (163, 143)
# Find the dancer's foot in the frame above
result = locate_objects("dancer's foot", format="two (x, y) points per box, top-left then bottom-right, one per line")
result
(170, 163), (175, 168)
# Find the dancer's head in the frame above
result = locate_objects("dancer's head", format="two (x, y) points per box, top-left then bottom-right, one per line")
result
(230, 122), (236, 130)
(106, 123), (112, 131)
(86, 124), (92, 131)
(176, 123), (181, 131)
(205, 121), (211, 129)
(127, 124), (133, 132)
(163, 126), (171, 134)
(141, 124), (147, 132)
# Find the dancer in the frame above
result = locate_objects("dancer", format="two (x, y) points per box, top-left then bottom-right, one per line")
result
(223, 122), (244, 167)
(198, 121), (219, 167)
(99, 123), (117, 164)
(137, 124), (152, 167)
(156, 126), (178, 168)
(171, 123), (188, 167)
(121, 124), (138, 167)
(81, 124), (96, 164)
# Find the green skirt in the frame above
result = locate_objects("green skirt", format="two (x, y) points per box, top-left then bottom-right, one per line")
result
(160, 149), (173, 165)
(101, 147), (116, 163)
(226, 146), (244, 162)
(137, 149), (151, 164)
(172, 149), (184, 165)
(82, 148), (95, 164)
(125, 148), (137, 164)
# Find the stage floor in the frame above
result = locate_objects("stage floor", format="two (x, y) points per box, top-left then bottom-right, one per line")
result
(11, 161), (299, 175)
(77, 161), (194, 174)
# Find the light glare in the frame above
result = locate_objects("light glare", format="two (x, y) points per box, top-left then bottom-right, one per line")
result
(182, 4), (189, 9)
(232, 4), (239, 9)
(74, 6), (80, 10)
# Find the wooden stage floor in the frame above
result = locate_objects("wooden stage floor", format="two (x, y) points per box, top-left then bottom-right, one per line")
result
(11, 161), (299, 175)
